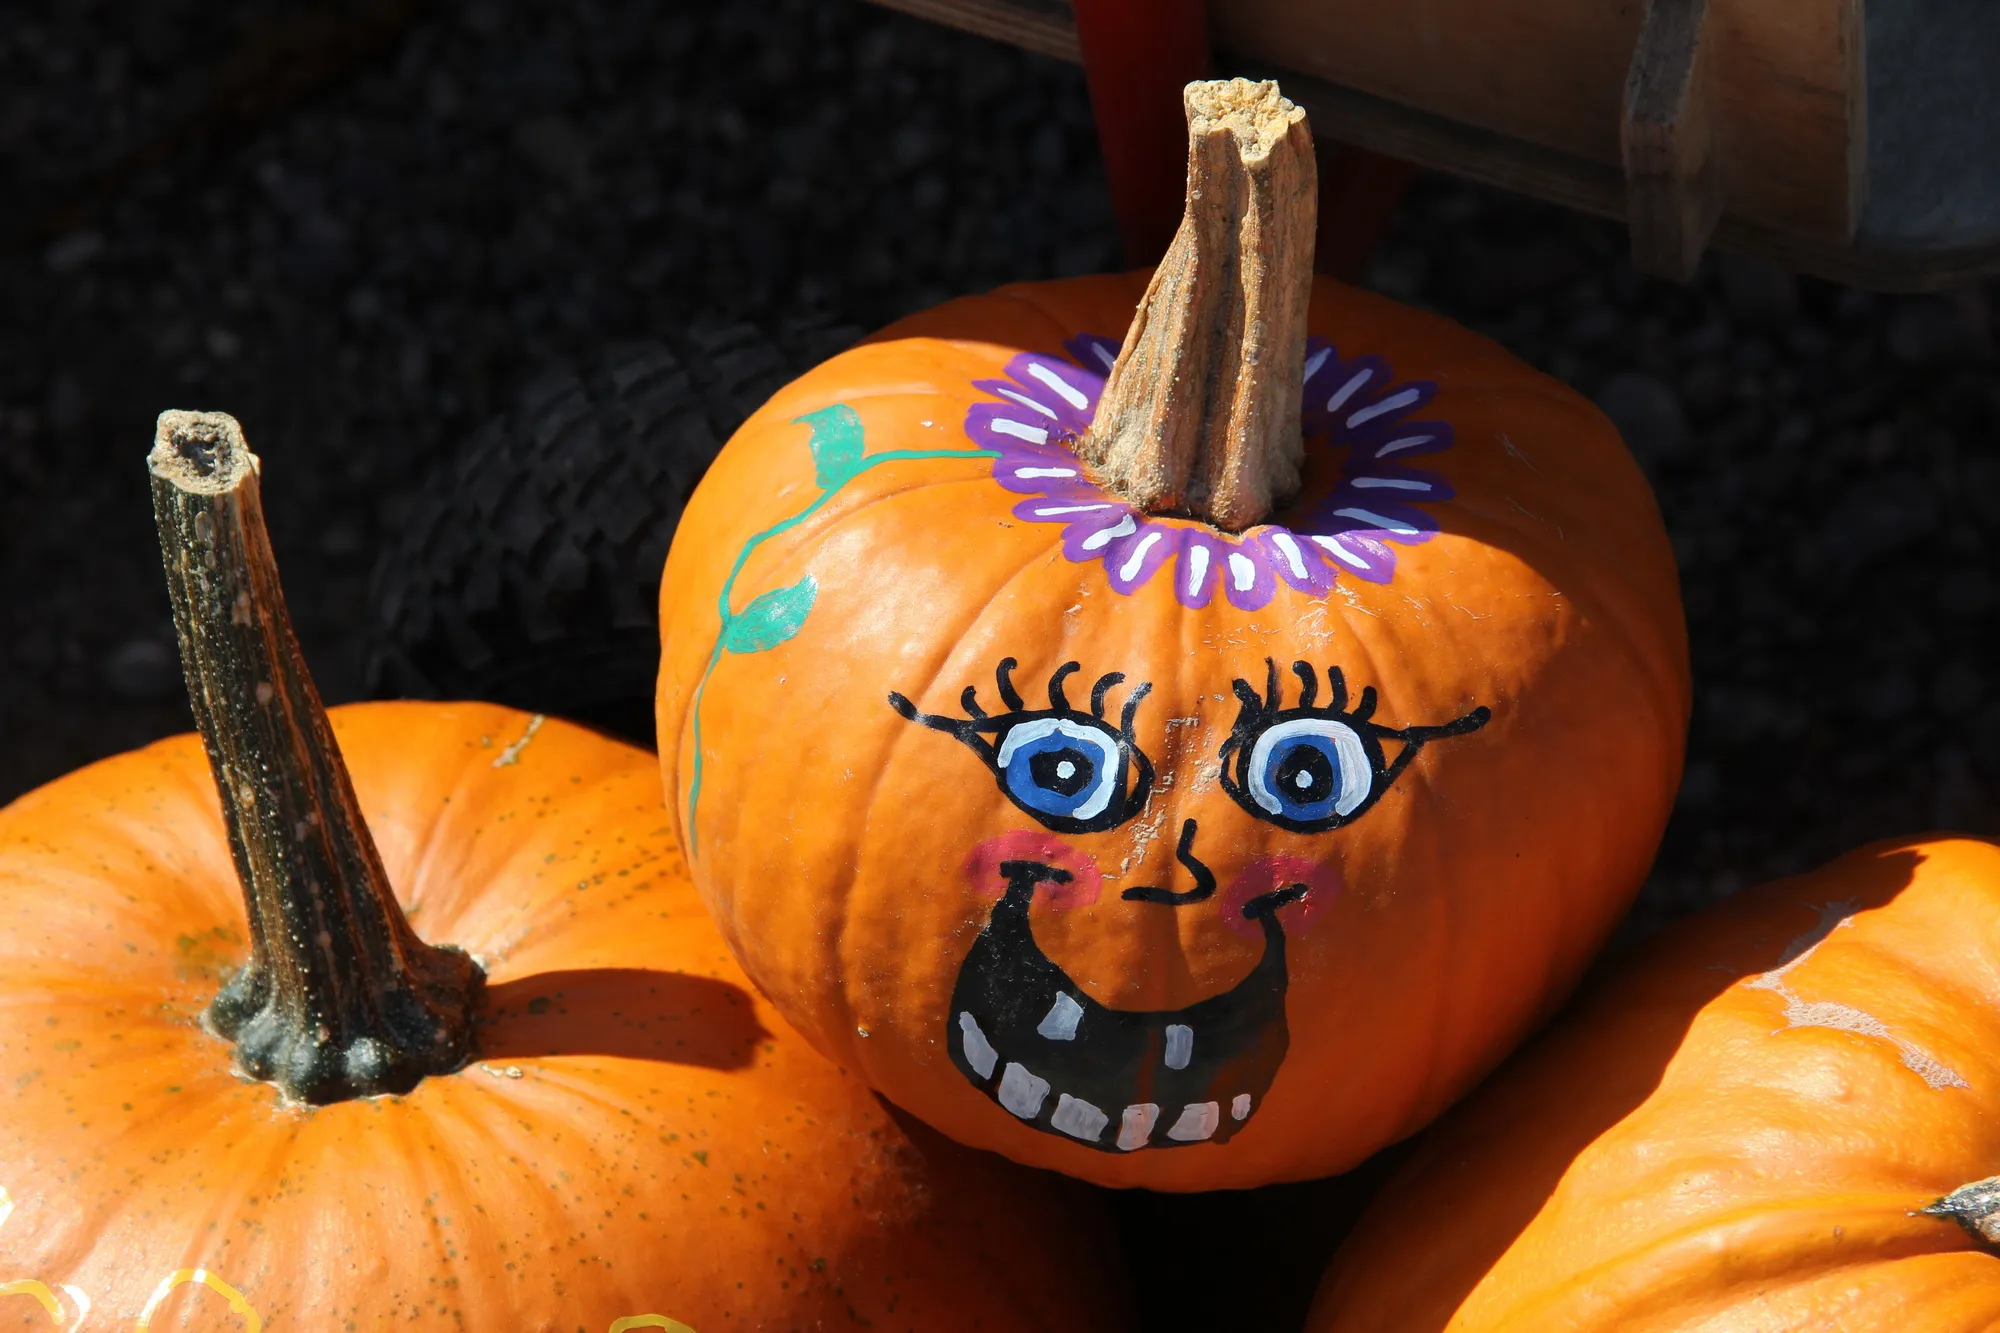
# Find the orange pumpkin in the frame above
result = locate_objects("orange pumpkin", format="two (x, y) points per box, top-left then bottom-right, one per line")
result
(0, 412), (1128, 1332)
(1310, 837), (2000, 1332)
(654, 81), (1688, 1189)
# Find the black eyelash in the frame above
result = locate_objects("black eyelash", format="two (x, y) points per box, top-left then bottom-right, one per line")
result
(1291, 659), (1317, 709)
(1089, 670), (1124, 718)
(1048, 661), (1081, 711)
(887, 658), (1157, 833)
(1219, 659), (1490, 832)
(995, 657), (1024, 711)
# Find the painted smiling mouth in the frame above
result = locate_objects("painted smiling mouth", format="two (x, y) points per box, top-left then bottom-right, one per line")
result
(947, 840), (1302, 1153)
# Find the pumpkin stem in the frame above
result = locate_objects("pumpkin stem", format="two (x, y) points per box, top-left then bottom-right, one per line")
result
(1078, 77), (1317, 531)
(1922, 1176), (2000, 1244)
(149, 411), (481, 1104)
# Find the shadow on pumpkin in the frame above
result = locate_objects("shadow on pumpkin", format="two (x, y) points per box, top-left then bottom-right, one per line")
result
(1313, 846), (1928, 1327)
(477, 968), (767, 1070)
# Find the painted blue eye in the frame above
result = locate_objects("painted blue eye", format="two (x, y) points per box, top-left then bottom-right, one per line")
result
(1219, 659), (1489, 834)
(1245, 718), (1372, 825)
(889, 657), (1156, 834)
(995, 718), (1122, 823)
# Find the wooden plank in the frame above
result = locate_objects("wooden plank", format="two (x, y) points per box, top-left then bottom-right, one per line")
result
(1210, 0), (1861, 240)
(1623, 0), (1722, 280)
(1252, 53), (1985, 292)
(1214, 1), (1636, 185)
(861, 0), (1080, 62)
(856, 0), (1994, 291)
(1234, 57), (1629, 222)
(1709, 0), (1865, 239)
(863, 0), (1860, 240)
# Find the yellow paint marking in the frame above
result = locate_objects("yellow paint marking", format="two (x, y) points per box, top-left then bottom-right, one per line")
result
(0, 1279), (64, 1324)
(136, 1268), (263, 1331)
(610, 1318), (697, 1332)
(0, 1185), (12, 1230)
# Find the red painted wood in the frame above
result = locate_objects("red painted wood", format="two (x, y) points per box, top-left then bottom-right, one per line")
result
(1072, 0), (1409, 279)
(1315, 146), (1417, 282)
(1072, 0), (1211, 268)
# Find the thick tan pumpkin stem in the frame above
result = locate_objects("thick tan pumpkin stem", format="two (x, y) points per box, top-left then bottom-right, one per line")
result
(150, 411), (480, 1104)
(1923, 1176), (2000, 1244)
(1078, 78), (1317, 531)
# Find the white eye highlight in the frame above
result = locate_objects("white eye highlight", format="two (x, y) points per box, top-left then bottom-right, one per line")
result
(996, 717), (1122, 821)
(1245, 717), (1372, 821)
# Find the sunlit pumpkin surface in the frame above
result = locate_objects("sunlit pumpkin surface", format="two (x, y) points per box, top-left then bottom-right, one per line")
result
(656, 273), (1692, 1190)
(0, 703), (1127, 1331)
(1311, 838), (2000, 1332)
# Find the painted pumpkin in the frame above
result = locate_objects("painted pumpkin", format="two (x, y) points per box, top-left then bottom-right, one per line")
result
(1310, 837), (2000, 1332)
(0, 412), (1128, 1332)
(655, 80), (1689, 1189)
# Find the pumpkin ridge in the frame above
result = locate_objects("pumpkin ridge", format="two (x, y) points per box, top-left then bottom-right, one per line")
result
(820, 537), (1076, 1066)
(399, 757), (660, 958)
(1486, 1196), (1966, 1329)
(113, 1106), (304, 1307)
(0, 744), (237, 936)
(380, 713), (551, 942)
(1438, 478), (1680, 669)
(1731, 926), (1987, 1093)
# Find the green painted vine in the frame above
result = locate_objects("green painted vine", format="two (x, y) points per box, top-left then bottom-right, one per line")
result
(683, 405), (998, 852)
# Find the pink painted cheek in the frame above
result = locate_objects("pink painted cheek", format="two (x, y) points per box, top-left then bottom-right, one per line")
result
(1219, 855), (1343, 939)
(962, 830), (1102, 910)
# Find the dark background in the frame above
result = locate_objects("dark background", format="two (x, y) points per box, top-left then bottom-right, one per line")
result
(2, 1), (1997, 1322)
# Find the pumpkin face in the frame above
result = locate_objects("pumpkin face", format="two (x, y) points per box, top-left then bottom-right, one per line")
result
(0, 703), (1128, 1330)
(656, 273), (1689, 1190)
(1310, 838), (2000, 1331)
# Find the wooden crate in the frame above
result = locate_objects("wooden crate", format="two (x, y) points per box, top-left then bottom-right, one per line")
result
(864, 0), (2000, 291)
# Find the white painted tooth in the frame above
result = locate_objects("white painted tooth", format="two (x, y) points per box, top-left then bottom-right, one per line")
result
(1037, 992), (1084, 1041)
(1231, 1093), (1252, 1121)
(1050, 1093), (1109, 1142)
(1166, 1102), (1220, 1142)
(957, 1011), (998, 1080)
(1163, 1024), (1194, 1070)
(1117, 1103), (1160, 1151)
(997, 1062), (1051, 1119)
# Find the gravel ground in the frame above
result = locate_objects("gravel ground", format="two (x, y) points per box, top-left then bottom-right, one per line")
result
(0, 0), (1117, 801)
(5, 0), (1998, 923)
(3, 0), (1997, 1326)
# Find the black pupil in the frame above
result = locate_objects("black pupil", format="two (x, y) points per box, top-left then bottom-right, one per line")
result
(1274, 741), (1336, 806)
(1030, 747), (1095, 797)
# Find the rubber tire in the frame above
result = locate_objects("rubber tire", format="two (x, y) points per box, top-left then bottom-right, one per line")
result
(366, 320), (855, 745)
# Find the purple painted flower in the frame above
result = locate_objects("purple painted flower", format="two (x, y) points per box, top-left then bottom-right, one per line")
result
(964, 333), (1455, 610)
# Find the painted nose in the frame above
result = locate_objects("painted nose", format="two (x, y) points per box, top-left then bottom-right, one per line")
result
(1120, 819), (1216, 907)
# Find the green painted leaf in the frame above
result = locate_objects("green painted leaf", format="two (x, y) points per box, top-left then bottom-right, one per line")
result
(798, 404), (864, 489)
(722, 575), (817, 654)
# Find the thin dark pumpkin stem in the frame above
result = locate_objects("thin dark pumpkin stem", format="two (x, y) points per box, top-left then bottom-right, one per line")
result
(149, 410), (481, 1104)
